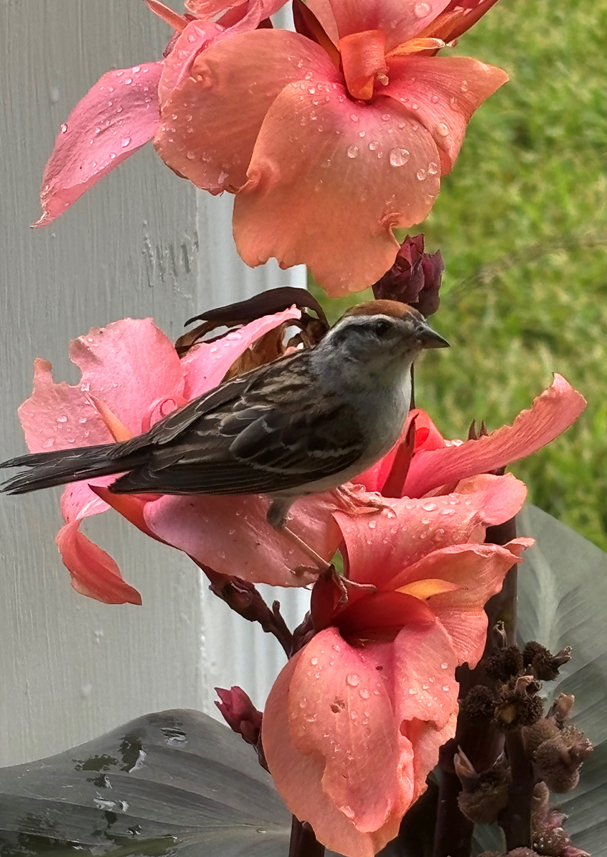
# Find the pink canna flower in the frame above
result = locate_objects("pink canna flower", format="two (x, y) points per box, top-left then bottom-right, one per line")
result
(357, 374), (587, 500)
(15, 309), (340, 605)
(35, 0), (285, 226)
(263, 472), (532, 857)
(153, 0), (508, 293)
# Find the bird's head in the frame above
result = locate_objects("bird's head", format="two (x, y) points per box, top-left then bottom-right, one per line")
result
(319, 300), (448, 380)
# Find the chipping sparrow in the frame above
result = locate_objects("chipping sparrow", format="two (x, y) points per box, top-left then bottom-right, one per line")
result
(1, 300), (448, 566)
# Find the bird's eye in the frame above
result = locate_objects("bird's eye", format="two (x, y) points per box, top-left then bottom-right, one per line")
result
(372, 319), (391, 336)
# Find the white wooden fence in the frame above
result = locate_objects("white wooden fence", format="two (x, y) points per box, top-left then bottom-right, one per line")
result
(0, 0), (308, 767)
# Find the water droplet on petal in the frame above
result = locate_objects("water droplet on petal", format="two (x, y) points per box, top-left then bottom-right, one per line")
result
(416, 168), (427, 181)
(422, 501), (437, 511)
(346, 673), (360, 687)
(441, 662), (449, 670)
(389, 147), (410, 167)
(42, 438), (55, 449)
(414, 1), (431, 16)
(186, 150), (197, 160)
(359, 688), (370, 700)
(428, 161), (439, 175)
(57, 415), (68, 423)
(369, 140), (380, 151)
(60, 123), (68, 134)
(310, 656), (319, 666)
(121, 136), (131, 148)
(461, 80), (469, 93)
(436, 121), (449, 137)
(347, 144), (359, 159)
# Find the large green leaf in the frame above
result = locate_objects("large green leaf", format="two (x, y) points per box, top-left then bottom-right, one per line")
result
(516, 504), (607, 855)
(0, 709), (293, 857)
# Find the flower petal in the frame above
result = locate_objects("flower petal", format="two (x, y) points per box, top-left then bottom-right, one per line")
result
(391, 540), (532, 665)
(56, 521), (142, 605)
(68, 318), (185, 435)
(263, 641), (385, 857)
(234, 84), (440, 294)
(308, 0), (452, 50)
(336, 473), (527, 588)
(385, 56), (508, 172)
(18, 359), (113, 455)
(144, 493), (341, 586)
(35, 63), (163, 226)
(405, 375), (587, 498)
(180, 306), (301, 399)
(154, 30), (337, 193)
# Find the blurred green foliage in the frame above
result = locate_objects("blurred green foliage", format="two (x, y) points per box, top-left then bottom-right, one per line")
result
(313, 0), (607, 548)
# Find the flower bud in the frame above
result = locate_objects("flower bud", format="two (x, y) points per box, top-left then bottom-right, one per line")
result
(372, 234), (444, 316)
(215, 686), (263, 747)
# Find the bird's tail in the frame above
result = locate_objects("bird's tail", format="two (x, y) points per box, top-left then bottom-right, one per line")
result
(0, 443), (146, 494)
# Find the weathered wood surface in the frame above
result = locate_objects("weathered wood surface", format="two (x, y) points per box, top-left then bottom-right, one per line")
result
(0, 0), (306, 766)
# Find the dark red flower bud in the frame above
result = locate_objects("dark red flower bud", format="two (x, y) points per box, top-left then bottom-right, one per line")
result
(372, 234), (444, 317)
(215, 686), (263, 747)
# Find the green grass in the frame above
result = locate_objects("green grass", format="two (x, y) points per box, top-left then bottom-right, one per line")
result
(313, 0), (607, 549)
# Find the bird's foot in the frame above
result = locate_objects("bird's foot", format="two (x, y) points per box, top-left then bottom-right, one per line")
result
(332, 484), (392, 516)
(331, 572), (377, 607)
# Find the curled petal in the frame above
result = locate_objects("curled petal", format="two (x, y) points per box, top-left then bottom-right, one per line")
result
(35, 63), (162, 226)
(405, 375), (587, 498)
(430, 0), (502, 41)
(391, 540), (532, 666)
(144, 493), (341, 586)
(385, 56), (508, 172)
(155, 30), (336, 193)
(158, 20), (224, 106)
(181, 306), (301, 399)
(56, 521), (142, 605)
(307, 0), (452, 51)
(185, 0), (287, 23)
(336, 473), (527, 588)
(235, 85), (440, 294)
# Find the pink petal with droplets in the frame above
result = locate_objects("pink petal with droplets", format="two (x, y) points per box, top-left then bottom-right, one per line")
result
(144, 493), (341, 586)
(181, 306), (301, 399)
(385, 56), (508, 172)
(68, 318), (185, 435)
(263, 622), (458, 857)
(307, 0), (452, 51)
(35, 62), (163, 226)
(336, 473), (527, 588)
(234, 82), (440, 294)
(404, 375), (587, 498)
(154, 30), (336, 193)
(56, 520), (142, 605)
(185, 0), (287, 27)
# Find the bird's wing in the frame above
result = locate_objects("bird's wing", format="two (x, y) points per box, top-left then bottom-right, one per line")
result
(110, 353), (366, 495)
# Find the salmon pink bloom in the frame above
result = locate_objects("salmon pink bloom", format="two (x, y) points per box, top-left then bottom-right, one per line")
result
(35, 0), (286, 226)
(15, 309), (341, 605)
(154, 0), (508, 293)
(357, 374), (587, 500)
(263, 472), (532, 857)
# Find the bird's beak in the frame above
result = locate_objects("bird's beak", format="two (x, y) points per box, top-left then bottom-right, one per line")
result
(417, 321), (450, 349)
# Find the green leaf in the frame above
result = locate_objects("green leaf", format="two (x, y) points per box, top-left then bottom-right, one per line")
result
(0, 709), (292, 857)
(516, 504), (607, 856)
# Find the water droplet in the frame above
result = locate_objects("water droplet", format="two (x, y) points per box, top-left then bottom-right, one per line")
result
(442, 685), (450, 692)
(350, 113), (359, 123)
(132, 65), (141, 73)
(441, 662), (449, 670)
(359, 688), (370, 699)
(414, 1), (431, 16)
(368, 519), (377, 529)
(310, 656), (319, 666)
(440, 507), (456, 516)
(436, 121), (449, 137)
(341, 805), (355, 820)
(431, 94), (439, 103)
(57, 415), (68, 423)
(369, 140), (380, 151)
(347, 144), (359, 159)
(346, 673), (360, 687)
(333, 644), (341, 652)
(422, 501), (437, 511)
(121, 136), (131, 148)
(428, 161), (439, 175)
(42, 438), (55, 449)
(416, 168), (427, 181)
(186, 150), (197, 160)
(389, 146), (410, 167)
(124, 78), (133, 85)
(305, 713), (317, 723)
(461, 80), (469, 93)
(60, 122), (68, 134)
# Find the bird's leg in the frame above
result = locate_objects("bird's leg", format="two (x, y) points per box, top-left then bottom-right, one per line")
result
(282, 527), (333, 573)
(268, 497), (332, 574)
